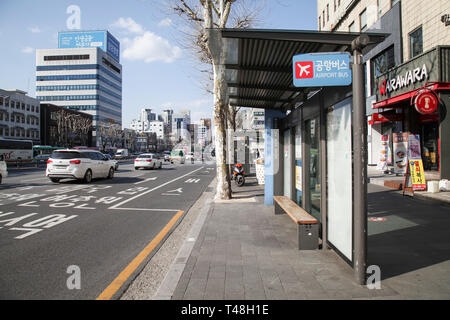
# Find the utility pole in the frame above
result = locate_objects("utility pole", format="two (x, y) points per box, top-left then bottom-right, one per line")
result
(352, 34), (369, 285)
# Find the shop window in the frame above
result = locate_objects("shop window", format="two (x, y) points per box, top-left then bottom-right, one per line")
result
(409, 26), (423, 58)
(371, 46), (395, 95)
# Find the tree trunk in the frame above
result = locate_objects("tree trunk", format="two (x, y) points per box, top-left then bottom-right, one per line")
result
(213, 62), (231, 200)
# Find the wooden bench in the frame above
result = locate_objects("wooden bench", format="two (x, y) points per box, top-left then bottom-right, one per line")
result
(273, 196), (319, 250)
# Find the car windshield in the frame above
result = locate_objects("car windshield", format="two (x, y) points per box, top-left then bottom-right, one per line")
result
(51, 151), (83, 159)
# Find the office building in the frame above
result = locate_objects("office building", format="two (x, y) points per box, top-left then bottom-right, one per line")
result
(35, 30), (122, 136)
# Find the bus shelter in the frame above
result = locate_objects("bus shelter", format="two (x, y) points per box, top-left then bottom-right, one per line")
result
(208, 28), (386, 284)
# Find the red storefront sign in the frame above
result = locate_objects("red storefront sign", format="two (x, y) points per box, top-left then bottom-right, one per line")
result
(413, 89), (438, 114)
(368, 112), (403, 125)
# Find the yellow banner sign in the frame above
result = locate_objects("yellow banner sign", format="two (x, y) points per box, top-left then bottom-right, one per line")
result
(409, 160), (426, 191)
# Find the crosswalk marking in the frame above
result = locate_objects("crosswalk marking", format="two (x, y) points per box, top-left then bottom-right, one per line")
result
(185, 178), (200, 184)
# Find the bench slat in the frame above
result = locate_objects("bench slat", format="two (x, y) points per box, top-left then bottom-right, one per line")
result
(274, 196), (319, 224)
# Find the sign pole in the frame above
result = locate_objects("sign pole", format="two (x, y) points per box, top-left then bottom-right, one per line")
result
(352, 35), (369, 286)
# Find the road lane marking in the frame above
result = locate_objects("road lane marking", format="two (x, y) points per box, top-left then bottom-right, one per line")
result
(96, 209), (185, 300)
(108, 167), (203, 210)
(134, 177), (157, 185)
(109, 207), (180, 212)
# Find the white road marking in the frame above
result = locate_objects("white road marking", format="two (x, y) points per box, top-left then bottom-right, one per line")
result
(111, 207), (180, 212)
(109, 167), (203, 210)
(134, 177), (158, 185)
(185, 178), (200, 183)
(166, 188), (183, 193)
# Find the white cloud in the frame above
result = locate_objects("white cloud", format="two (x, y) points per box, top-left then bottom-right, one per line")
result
(21, 46), (34, 54)
(112, 17), (181, 63)
(28, 26), (41, 33)
(122, 31), (181, 63)
(158, 18), (172, 27)
(112, 17), (145, 34)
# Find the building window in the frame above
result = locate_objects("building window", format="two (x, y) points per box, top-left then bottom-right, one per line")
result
(360, 9), (367, 31)
(334, 0), (336, 12)
(391, 0), (400, 8)
(323, 10), (325, 27)
(326, 4), (329, 22)
(319, 16), (321, 31)
(371, 46), (395, 95)
(349, 21), (356, 32)
(409, 26), (423, 58)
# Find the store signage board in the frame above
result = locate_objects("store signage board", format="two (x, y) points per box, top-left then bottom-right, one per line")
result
(409, 160), (427, 191)
(292, 52), (352, 87)
(393, 132), (408, 174)
(414, 89), (438, 114)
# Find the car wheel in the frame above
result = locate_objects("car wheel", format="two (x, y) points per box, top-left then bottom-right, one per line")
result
(50, 177), (60, 183)
(107, 167), (114, 179)
(135, 167), (139, 170)
(83, 169), (93, 184)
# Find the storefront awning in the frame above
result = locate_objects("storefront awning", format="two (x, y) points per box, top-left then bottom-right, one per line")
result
(373, 82), (450, 109)
(208, 28), (387, 111)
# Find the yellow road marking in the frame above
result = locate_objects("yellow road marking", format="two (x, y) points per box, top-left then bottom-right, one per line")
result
(96, 210), (184, 300)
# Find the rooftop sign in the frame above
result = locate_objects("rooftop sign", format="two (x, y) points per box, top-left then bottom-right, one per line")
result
(292, 52), (352, 87)
(58, 30), (120, 62)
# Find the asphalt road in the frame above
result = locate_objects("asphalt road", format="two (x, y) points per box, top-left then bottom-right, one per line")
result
(0, 160), (215, 299)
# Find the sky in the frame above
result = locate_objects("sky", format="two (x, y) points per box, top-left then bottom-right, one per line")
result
(0, 0), (317, 128)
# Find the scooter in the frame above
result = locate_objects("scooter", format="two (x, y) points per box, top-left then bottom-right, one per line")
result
(232, 163), (245, 187)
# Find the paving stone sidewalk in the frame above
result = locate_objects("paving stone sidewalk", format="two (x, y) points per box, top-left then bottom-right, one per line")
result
(160, 176), (450, 300)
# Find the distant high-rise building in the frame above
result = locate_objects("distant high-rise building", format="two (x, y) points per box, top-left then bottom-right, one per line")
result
(172, 112), (190, 142)
(199, 118), (212, 147)
(35, 30), (122, 142)
(130, 108), (157, 133)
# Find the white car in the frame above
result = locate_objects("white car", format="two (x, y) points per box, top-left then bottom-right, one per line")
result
(104, 154), (119, 170)
(134, 153), (163, 170)
(46, 149), (116, 183)
(0, 157), (8, 184)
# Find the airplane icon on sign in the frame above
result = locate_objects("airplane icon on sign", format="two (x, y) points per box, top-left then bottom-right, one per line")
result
(295, 61), (314, 79)
(297, 63), (311, 76)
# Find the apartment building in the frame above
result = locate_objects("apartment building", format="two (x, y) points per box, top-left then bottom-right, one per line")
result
(317, 0), (450, 178)
(0, 89), (41, 143)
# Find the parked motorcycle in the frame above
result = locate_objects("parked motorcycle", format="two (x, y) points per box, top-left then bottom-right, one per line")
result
(232, 163), (245, 187)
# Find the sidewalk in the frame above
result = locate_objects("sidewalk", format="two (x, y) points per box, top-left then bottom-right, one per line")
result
(368, 166), (450, 205)
(155, 175), (450, 300)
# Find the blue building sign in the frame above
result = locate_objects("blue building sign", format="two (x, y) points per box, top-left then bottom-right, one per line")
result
(292, 52), (352, 87)
(58, 30), (120, 62)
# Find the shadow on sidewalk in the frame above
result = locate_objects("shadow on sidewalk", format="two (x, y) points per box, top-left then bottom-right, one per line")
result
(368, 185), (450, 281)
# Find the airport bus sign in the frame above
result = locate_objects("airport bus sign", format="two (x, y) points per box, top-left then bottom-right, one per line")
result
(292, 52), (352, 87)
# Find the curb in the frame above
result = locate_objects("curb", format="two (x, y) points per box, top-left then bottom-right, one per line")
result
(153, 178), (216, 300)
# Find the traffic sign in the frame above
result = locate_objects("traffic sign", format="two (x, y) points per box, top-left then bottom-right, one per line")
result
(292, 52), (352, 87)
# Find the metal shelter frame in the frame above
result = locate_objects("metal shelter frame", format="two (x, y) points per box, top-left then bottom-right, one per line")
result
(208, 28), (387, 284)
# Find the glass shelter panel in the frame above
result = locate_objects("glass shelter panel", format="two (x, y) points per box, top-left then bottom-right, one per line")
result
(326, 98), (353, 261)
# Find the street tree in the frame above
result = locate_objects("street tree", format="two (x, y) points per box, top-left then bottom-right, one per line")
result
(167, 0), (262, 199)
